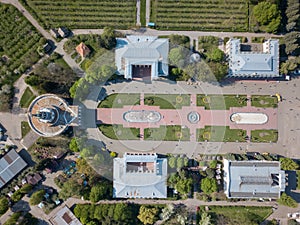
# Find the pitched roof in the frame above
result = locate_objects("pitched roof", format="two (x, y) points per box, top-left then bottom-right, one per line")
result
(113, 153), (167, 198)
(76, 42), (90, 58)
(0, 149), (27, 188)
(226, 38), (279, 77)
(223, 160), (286, 199)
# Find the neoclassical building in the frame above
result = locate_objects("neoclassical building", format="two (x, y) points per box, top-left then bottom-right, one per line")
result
(115, 36), (169, 80)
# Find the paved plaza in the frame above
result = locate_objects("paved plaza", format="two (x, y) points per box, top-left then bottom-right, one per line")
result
(97, 93), (277, 142)
(79, 77), (300, 158)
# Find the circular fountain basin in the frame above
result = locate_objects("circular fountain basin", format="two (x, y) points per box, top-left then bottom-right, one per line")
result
(187, 111), (200, 124)
(230, 112), (268, 124)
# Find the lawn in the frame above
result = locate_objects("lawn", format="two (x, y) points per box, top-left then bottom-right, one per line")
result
(251, 129), (278, 143)
(151, 0), (248, 31)
(251, 95), (278, 108)
(98, 124), (140, 140)
(144, 94), (190, 109)
(21, 121), (31, 138)
(197, 126), (247, 142)
(20, 87), (36, 108)
(144, 125), (190, 141)
(197, 94), (247, 110)
(140, 0), (146, 26)
(98, 93), (140, 108)
(205, 206), (272, 225)
(20, 0), (136, 29)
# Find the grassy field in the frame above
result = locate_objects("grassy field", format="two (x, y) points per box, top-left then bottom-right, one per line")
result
(251, 129), (278, 143)
(251, 95), (278, 108)
(21, 121), (31, 138)
(206, 206), (272, 225)
(20, 0), (136, 29)
(20, 87), (36, 108)
(151, 0), (248, 31)
(98, 124), (140, 140)
(98, 93), (140, 108)
(197, 94), (247, 110)
(144, 94), (190, 109)
(144, 125), (190, 141)
(197, 126), (247, 142)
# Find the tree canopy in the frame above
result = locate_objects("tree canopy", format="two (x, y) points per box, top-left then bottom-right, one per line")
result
(201, 178), (218, 194)
(30, 190), (45, 205)
(279, 158), (299, 170)
(89, 183), (111, 203)
(253, 1), (281, 33)
(0, 197), (9, 215)
(137, 206), (159, 225)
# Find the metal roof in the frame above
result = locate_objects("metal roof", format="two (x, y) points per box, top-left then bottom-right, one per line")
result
(113, 153), (167, 198)
(226, 38), (280, 77)
(223, 160), (286, 199)
(0, 149), (27, 188)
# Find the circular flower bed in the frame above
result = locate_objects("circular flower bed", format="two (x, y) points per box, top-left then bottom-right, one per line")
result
(176, 95), (183, 103)
(202, 131), (211, 140)
(202, 96), (210, 104)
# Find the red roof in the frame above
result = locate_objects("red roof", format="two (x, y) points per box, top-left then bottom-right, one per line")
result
(76, 42), (90, 58)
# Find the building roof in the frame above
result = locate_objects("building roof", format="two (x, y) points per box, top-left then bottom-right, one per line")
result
(226, 38), (279, 77)
(0, 149), (27, 189)
(27, 94), (78, 137)
(50, 206), (82, 225)
(113, 153), (167, 198)
(26, 173), (42, 185)
(76, 42), (90, 58)
(223, 159), (286, 199)
(115, 36), (169, 79)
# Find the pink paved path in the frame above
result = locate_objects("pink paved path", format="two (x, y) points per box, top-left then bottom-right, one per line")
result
(96, 94), (277, 142)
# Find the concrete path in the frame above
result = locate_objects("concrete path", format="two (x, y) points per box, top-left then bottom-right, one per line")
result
(146, 0), (150, 25)
(136, 0), (141, 26)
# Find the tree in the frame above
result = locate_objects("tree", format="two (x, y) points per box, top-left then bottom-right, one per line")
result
(11, 190), (23, 202)
(168, 156), (177, 169)
(205, 168), (215, 178)
(253, 1), (281, 33)
(69, 138), (79, 152)
(209, 160), (218, 169)
(160, 204), (175, 221)
(29, 190), (45, 205)
(137, 206), (159, 225)
(89, 183), (110, 203)
(175, 177), (193, 195)
(201, 178), (218, 194)
(279, 158), (299, 170)
(59, 179), (82, 200)
(277, 193), (298, 208)
(169, 47), (186, 68)
(85, 64), (116, 84)
(280, 60), (297, 74)
(19, 184), (33, 194)
(199, 212), (212, 225)
(177, 157), (184, 169)
(206, 48), (225, 62)
(0, 197), (9, 215)
(100, 27), (116, 50)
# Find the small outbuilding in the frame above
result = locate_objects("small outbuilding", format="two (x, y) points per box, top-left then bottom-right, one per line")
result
(76, 42), (91, 58)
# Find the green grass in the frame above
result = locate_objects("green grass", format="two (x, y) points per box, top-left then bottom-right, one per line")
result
(197, 94), (247, 110)
(144, 94), (190, 109)
(297, 171), (300, 190)
(197, 126), (247, 142)
(206, 206), (272, 225)
(144, 125), (190, 141)
(251, 95), (278, 108)
(98, 124), (140, 140)
(251, 37), (265, 43)
(98, 93), (140, 108)
(140, 0), (146, 26)
(151, 0), (248, 31)
(20, 0), (136, 29)
(21, 121), (31, 138)
(20, 87), (36, 108)
(251, 129), (278, 143)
